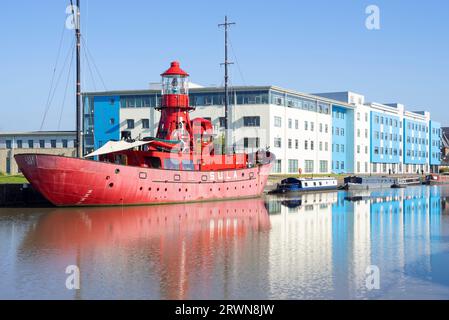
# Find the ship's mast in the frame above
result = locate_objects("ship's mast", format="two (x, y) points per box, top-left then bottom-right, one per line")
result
(73, 0), (82, 158)
(219, 16), (235, 154)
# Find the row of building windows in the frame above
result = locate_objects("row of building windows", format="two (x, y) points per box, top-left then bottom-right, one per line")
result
(432, 152), (441, 159)
(126, 119), (150, 129)
(332, 111), (345, 119)
(274, 137), (329, 151)
(373, 131), (402, 142)
(374, 115), (402, 128)
(432, 128), (441, 136)
(356, 145), (369, 154)
(406, 136), (428, 145)
(374, 147), (402, 157)
(2, 139), (70, 149)
(357, 129), (369, 138)
(332, 127), (345, 136)
(275, 117), (329, 133)
(333, 144), (345, 153)
(406, 150), (428, 158)
(271, 93), (331, 115)
(281, 159), (328, 173)
(333, 161), (345, 170)
(356, 112), (369, 122)
(407, 122), (428, 133)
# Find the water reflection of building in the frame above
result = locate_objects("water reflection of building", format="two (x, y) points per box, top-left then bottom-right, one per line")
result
(266, 186), (445, 299)
(267, 192), (336, 298)
(16, 199), (270, 299)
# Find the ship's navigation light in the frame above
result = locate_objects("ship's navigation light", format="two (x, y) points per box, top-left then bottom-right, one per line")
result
(161, 61), (189, 95)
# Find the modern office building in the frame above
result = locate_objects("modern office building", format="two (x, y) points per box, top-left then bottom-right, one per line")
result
(83, 85), (340, 175)
(0, 131), (76, 175)
(82, 84), (442, 175)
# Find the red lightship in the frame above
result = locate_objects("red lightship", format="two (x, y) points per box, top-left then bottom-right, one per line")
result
(15, 61), (274, 206)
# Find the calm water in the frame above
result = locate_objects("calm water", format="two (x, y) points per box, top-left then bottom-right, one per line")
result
(1, 185), (449, 300)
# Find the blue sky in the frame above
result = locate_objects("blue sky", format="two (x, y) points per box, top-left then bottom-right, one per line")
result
(1, 0), (448, 130)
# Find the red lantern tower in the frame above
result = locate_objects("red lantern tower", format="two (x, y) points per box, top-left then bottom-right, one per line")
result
(156, 61), (194, 149)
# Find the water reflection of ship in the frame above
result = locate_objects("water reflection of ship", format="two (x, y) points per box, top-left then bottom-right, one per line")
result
(20, 198), (270, 299)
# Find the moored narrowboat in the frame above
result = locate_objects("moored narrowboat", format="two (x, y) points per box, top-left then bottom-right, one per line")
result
(343, 176), (397, 190)
(268, 177), (338, 194)
(424, 173), (449, 185)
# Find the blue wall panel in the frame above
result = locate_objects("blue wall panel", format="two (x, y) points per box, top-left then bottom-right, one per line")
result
(331, 105), (354, 173)
(93, 95), (120, 149)
(370, 111), (401, 164)
(429, 121), (441, 166)
(403, 118), (428, 165)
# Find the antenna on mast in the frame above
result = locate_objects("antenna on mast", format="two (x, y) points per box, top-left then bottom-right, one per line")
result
(70, 0), (82, 158)
(219, 16), (235, 154)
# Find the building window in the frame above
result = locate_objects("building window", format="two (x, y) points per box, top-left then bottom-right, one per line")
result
(288, 118), (292, 129)
(28, 140), (34, 149)
(17, 140), (23, 149)
(288, 139), (292, 149)
(357, 129), (360, 137)
(295, 139), (299, 149)
(357, 145), (360, 154)
(39, 140), (45, 148)
(310, 141), (314, 150)
(341, 128), (345, 136)
(304, 121), (308, 130)
(127, 119), (135, 129)
(142, 119), (150, 129)
(272, 160), (282, 173)
(274, 137), (282, 148)
(319, 123), (323, 132)
(374, 147), (379, 155)
(51, 140), (57, 148)
(341, 144), (344, 152)
(319, 160), (328, 173)
(6, 140), (12, 149)
(310, 122), (314, 132)
(110, 118), (115, 125)
(325, 124), (328, 133)
(304, 160), (314, 173)
(243, 116), (260, 127)
(288, 159), (298, 173)
(274, 116), (282, 127)
(295, 120), (299, 129)
(62, 139), (68, 148)
(304, 140), (308, 150)
(357, 112), (360, 121)
(325, 142), (328, 151)
(319, 141), (322, 151)
(244, 137), (260, 148)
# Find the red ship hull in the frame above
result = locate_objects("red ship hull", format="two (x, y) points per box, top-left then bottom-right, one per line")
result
(15, 154), (271, 207)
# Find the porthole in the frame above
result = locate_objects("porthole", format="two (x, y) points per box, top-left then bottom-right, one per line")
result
(109, 183), (114, 188)
(115, 169), (120, 174)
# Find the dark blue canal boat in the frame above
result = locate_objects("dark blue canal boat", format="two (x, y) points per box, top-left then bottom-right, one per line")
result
(269, 177), (338, 194)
